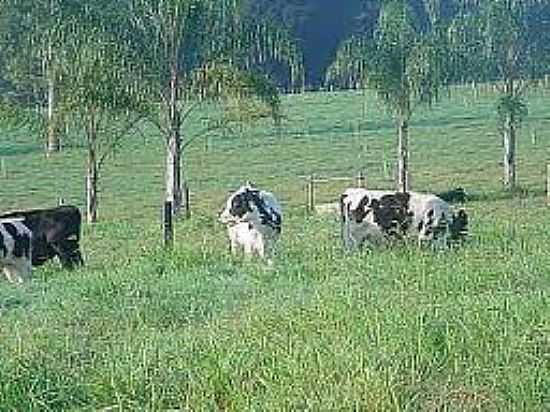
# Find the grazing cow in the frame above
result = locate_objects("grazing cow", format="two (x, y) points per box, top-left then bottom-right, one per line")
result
(436, 187), (467, 203)
(218, 182), (282, 264)
(0, 205), (84, 269)
(0, 219), (32, 284)
(340, 188), (468, 249)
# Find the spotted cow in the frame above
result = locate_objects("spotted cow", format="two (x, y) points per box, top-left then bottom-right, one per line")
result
(0, 205), (84, 269)
(218, 182), (282, 264)
(0, 219), (32, 284)
(340, 188), (468, 250)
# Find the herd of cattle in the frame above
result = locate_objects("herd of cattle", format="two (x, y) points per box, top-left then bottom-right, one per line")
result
(0, 183), (468, 283)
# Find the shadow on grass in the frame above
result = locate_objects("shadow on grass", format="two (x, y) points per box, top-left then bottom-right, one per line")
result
(464, 186), (547, 204)
(1, 143), (43, 157)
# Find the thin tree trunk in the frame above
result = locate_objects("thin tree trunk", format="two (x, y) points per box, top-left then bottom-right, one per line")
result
(165, 63), (184, 215)
(86, 108), (98, 223)
(45, 55), (60, 156)
(397, 116), (410, 192)
(503, 79), (516, 191)
(503, 113), (516, 190)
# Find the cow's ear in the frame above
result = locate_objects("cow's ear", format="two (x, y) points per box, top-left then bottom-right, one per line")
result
(370, 198), (380, 209)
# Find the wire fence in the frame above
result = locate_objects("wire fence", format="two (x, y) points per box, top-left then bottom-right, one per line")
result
(1, 85), (550, 224)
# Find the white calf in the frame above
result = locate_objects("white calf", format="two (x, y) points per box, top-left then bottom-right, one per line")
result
(219, 182), (282, 263)
(0, 219), (32, 284)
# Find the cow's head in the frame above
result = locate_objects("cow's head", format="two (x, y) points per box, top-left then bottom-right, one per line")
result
(218, 183), (261, 225)
(449, 209), (468, 241)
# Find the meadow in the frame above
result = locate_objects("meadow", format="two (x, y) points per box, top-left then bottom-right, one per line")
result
(0, 87), (549, 410)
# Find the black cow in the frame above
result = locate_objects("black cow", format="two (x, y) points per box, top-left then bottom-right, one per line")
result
(0, 205), (84, 269)
(436, 187), (467, 203)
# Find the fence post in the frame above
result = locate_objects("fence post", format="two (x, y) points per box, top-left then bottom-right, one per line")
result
(547, 164), (550, 207)
(306, 175), (315, 214)
(356, 170), (366, 188)
(0, 157), (6, 179)
(183, 184), (191, 219)
(163, 200), (174, 248)
(58, 197), (65, 206)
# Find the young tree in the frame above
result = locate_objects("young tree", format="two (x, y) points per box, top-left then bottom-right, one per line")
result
(327, 0), (448, 192)
(127, 0), (302, 216)
(57, 17), (149, 223)
(1, 0), (86, 156)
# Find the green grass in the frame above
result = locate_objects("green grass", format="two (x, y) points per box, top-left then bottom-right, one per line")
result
(0, 86), (549, 410)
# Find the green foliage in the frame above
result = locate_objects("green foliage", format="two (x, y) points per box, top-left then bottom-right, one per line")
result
(190, 63), (281, 124)
(124, 0), (301, 154)
(327, 0), (448, 121)
(496, 93), (528, 128)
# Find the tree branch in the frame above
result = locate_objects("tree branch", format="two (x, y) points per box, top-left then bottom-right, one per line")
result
(97, 114), (146, 171)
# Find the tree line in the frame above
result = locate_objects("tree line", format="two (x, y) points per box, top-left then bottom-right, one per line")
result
(326, 0), (550, 192)
(1, 0), (549, 224)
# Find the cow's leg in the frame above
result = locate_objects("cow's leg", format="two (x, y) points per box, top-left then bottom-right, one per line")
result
(243, 240), (254, 260)
(3, 264), (24, 285)
(255, 236), (265, 259)
(229, 238), (240, 255)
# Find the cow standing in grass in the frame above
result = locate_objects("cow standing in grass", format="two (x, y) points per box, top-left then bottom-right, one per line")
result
(340, 188), (468, 250)
(0, 219), (32, 284)
(218, 182), (282, 265)
(340, 188), (411, 250)
(0, 205), (84, 269)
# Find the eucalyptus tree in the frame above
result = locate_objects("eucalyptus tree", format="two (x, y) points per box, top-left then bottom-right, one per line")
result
(327, 0), (448, 192)
(127, 0), (302, 216)
(55, 12), (149, 223)
(1, 0), (87, 155)
(450, 0), (550, 190)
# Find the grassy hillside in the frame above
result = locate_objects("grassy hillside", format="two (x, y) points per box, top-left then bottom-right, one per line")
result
(0, 87), (549, 410)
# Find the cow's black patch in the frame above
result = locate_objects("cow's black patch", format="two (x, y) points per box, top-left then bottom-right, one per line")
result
(229, 191), (253, 218)
(2, 222), (31, 258)
(351, 195), (371, 223)
(0, 231), (6, 257)
(372, 192), (411, 238)
(248, 190), (282, 232)
(3, 222), (17, 239)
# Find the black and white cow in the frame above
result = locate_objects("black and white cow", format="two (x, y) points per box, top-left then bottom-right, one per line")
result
(340, 188), (468, 250)
(0, 219), (32, 284)
(340, 188), (411, 250)
(218, 182), (282, 264)
(0, 205), (84, 269)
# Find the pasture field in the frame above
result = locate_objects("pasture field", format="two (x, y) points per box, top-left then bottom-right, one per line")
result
(0, 87), (549, 410)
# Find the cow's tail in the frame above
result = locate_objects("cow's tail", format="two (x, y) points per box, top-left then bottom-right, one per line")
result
(339, 194), (350, 249)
